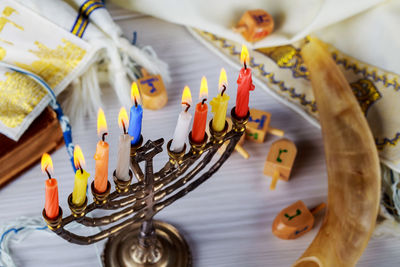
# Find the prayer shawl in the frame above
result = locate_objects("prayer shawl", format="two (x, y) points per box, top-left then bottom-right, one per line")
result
(0, 0), (169, 141)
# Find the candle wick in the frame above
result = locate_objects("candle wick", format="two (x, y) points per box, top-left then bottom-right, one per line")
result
(45, 168), (51, 180)
(122, 121), (127, 135)
(134, 98), (138, 108)
(244, 61), (247, 70)
(102, 132), (108, 142)
(77, 163), (83, 174)
(182, 102), (191, 112)
(221, 85), (226, 96)
(202, 98), (207, 105)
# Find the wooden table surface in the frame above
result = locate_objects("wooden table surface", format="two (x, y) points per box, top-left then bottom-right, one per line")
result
(0, 6), (399, 267)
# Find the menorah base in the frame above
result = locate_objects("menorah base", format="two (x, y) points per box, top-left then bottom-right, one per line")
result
(103, 220), (192, 267)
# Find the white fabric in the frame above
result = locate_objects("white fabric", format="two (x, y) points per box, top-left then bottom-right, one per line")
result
(111, 0), (400, 75)
(0, 0), (170, 140)
(0, 0), (97, 140)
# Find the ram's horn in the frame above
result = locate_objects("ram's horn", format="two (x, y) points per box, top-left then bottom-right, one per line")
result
(293, 38), (380, 267)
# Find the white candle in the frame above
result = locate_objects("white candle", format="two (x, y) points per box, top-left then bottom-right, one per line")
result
(171, 111), (192, 152)
(171, 86), (193, 152)
(116, 134), (131, 180)
(116, 107), (132, 181)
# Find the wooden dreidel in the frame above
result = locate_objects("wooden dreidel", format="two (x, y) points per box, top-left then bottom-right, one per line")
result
(218, 118), (249, 159)
(137, 68), (168, 110)
(272, 201), (326, 240)
(234, 10), (274, 42)
(263, 138), (297, 190)
(246, 109), (284, 143)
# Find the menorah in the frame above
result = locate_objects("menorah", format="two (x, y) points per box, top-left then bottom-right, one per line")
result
(42, 108), (249, 267)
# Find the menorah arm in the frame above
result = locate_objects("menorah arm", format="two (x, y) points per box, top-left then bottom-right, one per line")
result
(55, 212), (145, 245)
(102, 189), (145, 210)
(78, 203), (147, 227)
(154, 147), (219, 203)
(154, 135), (239, 213)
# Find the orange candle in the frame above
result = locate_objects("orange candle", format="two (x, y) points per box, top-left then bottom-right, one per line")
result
(41, 153), (59, 219)
(94, 108), (109, 193)
(191, 76), (208, 143)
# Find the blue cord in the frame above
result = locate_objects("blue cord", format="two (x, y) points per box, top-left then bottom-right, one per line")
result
(0, 62), (76, 172)
(132, 31), (137, 45)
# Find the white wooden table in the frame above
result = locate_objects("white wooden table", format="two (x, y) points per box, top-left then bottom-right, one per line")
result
(0, 7), (399, 267)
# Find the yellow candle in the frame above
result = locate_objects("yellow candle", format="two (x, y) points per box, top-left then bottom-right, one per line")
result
(210, 68), (230, 132)
(72, 145), (90, 206)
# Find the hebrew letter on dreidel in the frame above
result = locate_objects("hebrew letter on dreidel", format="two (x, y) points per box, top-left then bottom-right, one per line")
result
(264, 138), (297, 190)
(272, 200), (313, 240)
(246, 109), (284, 143)
(138, 73), (168, 110)
(272, 200), (326, 239)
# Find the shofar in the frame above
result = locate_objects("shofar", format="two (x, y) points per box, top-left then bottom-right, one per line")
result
(293, 38), (381, 267)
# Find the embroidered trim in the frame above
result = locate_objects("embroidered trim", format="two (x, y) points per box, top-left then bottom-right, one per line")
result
(197, 30), (400, 151)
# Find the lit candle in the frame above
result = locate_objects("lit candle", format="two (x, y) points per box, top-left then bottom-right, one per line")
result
(128, 82), (143, 145)
(236, 45), (255, 118)
(171, 86), (193, 152)
(116, 107), (132, 181)
(42, 153), (59, 219)
(210, 68), (230, 132)
(94, 108), (109, 193)
(72, 145), (90, 206)
(191, 76), (208, 143)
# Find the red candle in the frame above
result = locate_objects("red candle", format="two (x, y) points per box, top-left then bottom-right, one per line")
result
(191, 76), (208, 143)
(42, 153), (59, 219)
(236, 45), (255, 118)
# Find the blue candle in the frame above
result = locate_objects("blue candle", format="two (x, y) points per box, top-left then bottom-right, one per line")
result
(128, 82), (143, 145)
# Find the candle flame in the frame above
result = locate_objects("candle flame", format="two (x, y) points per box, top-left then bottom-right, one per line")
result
(240, 45), (250, 66)
(73, 145), (86, 170)
(199, 76), (208, 100)
(181, 86), (192, 108)
(131, 82), (141, 105)
(97, 108), (108, 138)
(41, 153), (53, 175)
(218, 68), (228, 93)
(118, 107), (129, 132)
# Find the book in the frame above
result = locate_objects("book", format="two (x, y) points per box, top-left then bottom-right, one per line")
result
(0, 107), (64, 188)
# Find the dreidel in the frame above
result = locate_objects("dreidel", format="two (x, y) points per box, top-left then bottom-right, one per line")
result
(234, 10), (274, 42)
(218, 118), (249, 159)
(137, 68), (168, 110)
(264, 138), (297, 190)
(272, 200), (326, 240)
(246, 109), (284, 143)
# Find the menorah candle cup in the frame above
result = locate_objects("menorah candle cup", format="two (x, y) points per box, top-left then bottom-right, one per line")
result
(209, 120), (228, 144)
(167, 140), (186, 165)
(42, 207), (63, 230)
(231, 107), (250, 132)
(91, 181), (111, 205)
(68, 193), (88, 218)
(130, 135), (144, 157)
(189, 131), (208, 154)
(113, 170), (133, 193)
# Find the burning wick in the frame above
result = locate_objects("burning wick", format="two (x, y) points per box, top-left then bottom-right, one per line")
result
(134, 98), (138, 108)
(220, 85), (226, 96)
(182, 102), (191, 112)
(45, 168), (51, 180)
(122, 121), (127, 135)
(244, 60), (247, 70)
(102, 132), (108, 142)
(201, 98), (207, 105)
(76, 163), (83, 174)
